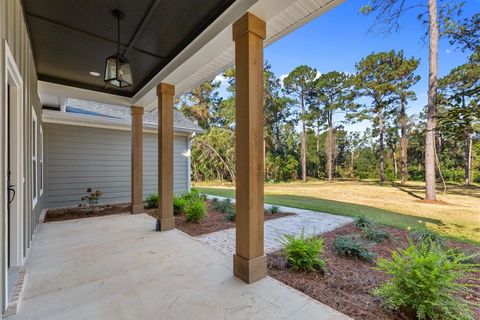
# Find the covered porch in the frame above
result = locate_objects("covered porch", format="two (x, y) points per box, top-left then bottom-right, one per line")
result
(14, 213), (348, 319)
(2, 0), (347, 317)
(29, 0), (343, 285)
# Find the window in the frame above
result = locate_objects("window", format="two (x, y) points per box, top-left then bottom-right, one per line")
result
(40, 126), (44, 196)
(32, 109), (37, 207)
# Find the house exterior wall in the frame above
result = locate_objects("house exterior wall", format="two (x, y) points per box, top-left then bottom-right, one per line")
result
(44, 123), (190, 208)
(0, 0), (45, 311)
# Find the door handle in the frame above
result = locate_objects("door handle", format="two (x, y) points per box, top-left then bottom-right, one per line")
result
(8, 184), (15, 205)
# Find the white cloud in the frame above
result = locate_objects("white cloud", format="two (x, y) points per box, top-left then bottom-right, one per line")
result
(445, 49), (452, 54)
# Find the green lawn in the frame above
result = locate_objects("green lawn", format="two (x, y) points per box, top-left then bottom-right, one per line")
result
(196, 186), (479, 245)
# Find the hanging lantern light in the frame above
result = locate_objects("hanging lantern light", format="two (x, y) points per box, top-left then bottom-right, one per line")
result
(104, 9), (132, 88)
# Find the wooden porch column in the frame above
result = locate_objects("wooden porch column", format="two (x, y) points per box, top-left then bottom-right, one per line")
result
(233, 12), (267, 284)
(156, 83), (175, 231)
(131, 106), (144, 214)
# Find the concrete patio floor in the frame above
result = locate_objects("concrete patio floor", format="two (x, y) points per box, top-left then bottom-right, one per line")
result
(13, 213), (350, 320)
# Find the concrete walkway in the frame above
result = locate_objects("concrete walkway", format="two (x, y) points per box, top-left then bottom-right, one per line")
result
(14, 213), (350, 320)
(198, 196), (353, 255)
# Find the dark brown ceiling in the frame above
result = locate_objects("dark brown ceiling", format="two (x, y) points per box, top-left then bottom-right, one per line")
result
(22, 0), (235, 97)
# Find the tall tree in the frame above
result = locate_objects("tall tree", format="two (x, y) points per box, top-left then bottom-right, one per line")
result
(264, 63), (293, 156)
(352, 51), (401, 185)
(444, 13), (480, 52)
(309, 71), (355, 181)
(360, 0), (466, 200)
(425, 0), (440, 199)
(438, 56), (480, 185)
(284, 65), (317, 181)
(178, 80), (221, 130)
(390, 52), (421, 185)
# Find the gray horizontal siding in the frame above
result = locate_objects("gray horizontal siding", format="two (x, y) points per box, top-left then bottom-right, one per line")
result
(45, 123), (189, 208)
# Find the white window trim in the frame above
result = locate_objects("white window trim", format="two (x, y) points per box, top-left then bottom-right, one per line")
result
(39, 125), (44, 196)
(32, 108), (38, 207)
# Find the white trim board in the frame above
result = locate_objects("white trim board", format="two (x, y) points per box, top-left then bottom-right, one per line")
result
(32, 108), (38, 209)
(2, 39), (25, 311)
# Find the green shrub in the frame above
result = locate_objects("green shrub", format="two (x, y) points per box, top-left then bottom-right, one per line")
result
(374, 242), (479, 320)
(173, 196), (187, 216)
(182, 189), (203, 202)
(184, 199), (207, 223)
(353, 214), (373, 228)
(224, 206), (236, 222)
(332, 235), (374, 261)
(363, 227), (390, 243)
(449, 248), (479, 264)
(213, 198), (234, 213)
(145, 193), (158, 208)
(412, 229), (444, 246)
(267, 205), (280, 215)
(280, 230), (326, 272)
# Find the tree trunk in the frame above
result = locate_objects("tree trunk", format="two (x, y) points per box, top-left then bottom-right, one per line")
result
(378, 109), (385, 185)
(301, 93), (307, 181)
(465, 132), (472, 186)
(393, 150), (398, 179)
(316, 123), (321, 178)
(327, 111), (334, 182)
(425, 0), (439, 200)
(468, 136), (473, 184)
(400, 97), (408, 185)
(351, 150), (354, 177)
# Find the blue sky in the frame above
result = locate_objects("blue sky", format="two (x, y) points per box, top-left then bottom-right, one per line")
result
(215, 0), (478, 132)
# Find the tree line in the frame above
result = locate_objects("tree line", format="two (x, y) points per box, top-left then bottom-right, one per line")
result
(178, 3), (479, 194)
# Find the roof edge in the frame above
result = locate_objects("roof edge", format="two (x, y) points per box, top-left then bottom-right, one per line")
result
(42, 109), (205, 134)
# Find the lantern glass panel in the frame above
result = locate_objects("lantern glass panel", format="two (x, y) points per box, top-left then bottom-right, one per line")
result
(104, 55), (118, 82)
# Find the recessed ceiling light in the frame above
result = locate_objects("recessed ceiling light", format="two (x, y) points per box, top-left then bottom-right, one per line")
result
(89, 71), (101, 77)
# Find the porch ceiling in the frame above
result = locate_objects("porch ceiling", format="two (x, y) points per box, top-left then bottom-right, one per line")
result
(32, 0), (345, 109)
(22, 0), (235, 97)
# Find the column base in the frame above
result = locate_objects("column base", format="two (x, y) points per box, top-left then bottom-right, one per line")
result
(233, 254), (267, 284)
(131, 203), (144, 214)
(156, 217), (175, 231)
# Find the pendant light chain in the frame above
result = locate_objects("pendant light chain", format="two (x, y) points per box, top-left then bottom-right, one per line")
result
(117, 13), (121, 54)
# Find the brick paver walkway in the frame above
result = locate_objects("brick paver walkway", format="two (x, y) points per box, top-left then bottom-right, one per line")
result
(197, 197), (353, 255)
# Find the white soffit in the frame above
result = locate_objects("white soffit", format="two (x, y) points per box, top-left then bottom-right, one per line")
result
(138, 0), (344, 111)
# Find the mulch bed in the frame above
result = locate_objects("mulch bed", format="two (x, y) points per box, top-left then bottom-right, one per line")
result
(44, 202), (132, 222)
(267, 223), (480, 320)
(146, 200), (293, 236)
(45, 200), (292, 237)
